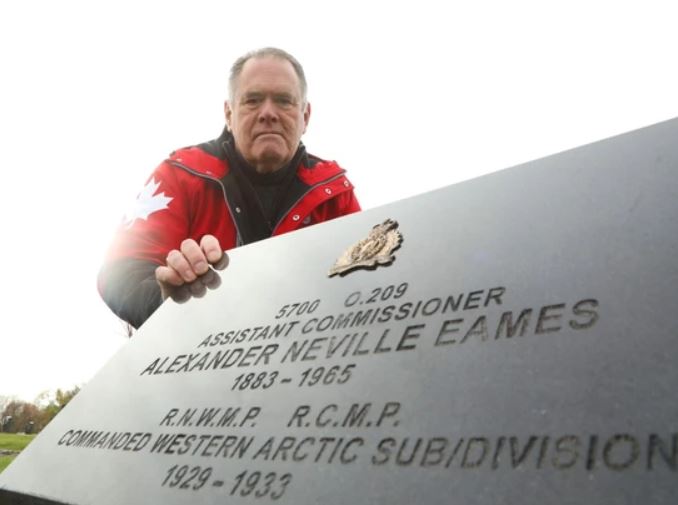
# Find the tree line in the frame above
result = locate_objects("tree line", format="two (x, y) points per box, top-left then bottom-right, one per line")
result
(0, 387), (80, 434)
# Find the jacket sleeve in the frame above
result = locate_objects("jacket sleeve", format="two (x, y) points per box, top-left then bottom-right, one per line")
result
(104, 162), (193, 265)
(99, 161), (191, 329)
(342, 188), (361, 214)
(98, 258), (163, 330)
(327, 186), (361, 219)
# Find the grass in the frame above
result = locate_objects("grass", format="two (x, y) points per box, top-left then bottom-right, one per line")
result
(0, 433), (35, 452)
(0, 433), (36, 474)
(0, 454), (16, 473)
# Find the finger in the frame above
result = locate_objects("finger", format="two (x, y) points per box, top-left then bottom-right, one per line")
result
(155, 265), (185, 287)
(179, 238), (211, 276)
(156, 268), (191, 302)
(200, 235), (225, 266)
(165, 249), (198, 282)
(167, 239), (208, 282)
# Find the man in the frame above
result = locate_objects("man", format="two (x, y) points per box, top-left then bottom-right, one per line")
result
(99, 48), (360, 329)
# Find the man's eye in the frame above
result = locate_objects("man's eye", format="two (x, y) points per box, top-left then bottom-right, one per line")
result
(275, 96), (294, 106)
(243, 96), (262, 106)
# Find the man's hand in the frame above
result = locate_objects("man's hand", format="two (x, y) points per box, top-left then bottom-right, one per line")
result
(155, 235), (229, 302)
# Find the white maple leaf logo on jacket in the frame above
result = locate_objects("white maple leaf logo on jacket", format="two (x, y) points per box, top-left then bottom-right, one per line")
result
(123, 177), (173, 228)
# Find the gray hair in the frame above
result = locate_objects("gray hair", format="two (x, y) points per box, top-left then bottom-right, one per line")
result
(228, 47), (307, 103)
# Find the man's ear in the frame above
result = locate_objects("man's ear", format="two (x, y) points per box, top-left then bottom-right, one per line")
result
(224, 101), (232, 130)
(302, 102), (311, 134)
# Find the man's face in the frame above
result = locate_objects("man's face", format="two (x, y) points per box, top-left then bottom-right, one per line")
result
(225, 56), (311, 173)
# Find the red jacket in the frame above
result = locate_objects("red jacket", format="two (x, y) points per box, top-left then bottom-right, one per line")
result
(100, 131), (360, 328)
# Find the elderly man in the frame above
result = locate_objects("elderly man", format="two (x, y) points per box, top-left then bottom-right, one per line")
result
(99, 48), (360, 329)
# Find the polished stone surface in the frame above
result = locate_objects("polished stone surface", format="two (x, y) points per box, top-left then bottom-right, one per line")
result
(2, 118), (677, 504)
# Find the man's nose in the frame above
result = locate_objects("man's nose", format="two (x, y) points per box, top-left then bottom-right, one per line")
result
(257, 97), (279, 122)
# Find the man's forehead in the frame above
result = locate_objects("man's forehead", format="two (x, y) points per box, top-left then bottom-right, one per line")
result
(236, 57), (301, 94)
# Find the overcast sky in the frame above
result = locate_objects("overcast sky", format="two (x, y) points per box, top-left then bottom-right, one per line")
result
(1, 0), (677, 402)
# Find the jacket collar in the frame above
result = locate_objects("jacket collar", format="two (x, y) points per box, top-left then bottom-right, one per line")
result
(168, 126), (344, 183)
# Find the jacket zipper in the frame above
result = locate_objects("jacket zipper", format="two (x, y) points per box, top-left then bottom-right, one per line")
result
(271, 171), (348, 234)
(167, 160), (245, 246)
(168, 160), (349, 243)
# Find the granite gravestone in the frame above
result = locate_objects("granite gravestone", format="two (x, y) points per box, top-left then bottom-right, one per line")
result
(1, 118), (677, 505)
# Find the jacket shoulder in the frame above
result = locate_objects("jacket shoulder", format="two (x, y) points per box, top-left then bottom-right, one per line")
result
(298, 154), (347, 185)
(167, 145), (228, 178)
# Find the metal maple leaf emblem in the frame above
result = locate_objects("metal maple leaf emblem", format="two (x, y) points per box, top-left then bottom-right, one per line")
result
(329, 219), (403, 277)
